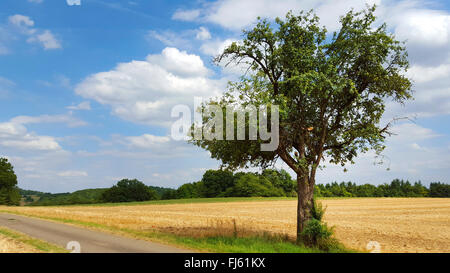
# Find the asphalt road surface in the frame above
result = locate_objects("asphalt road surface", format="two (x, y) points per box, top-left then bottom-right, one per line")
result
(0, 213), (192, 253)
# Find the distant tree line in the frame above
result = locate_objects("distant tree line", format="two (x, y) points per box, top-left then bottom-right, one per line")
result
(162, 171), (449, 199)
(314, 180), (446, 197)
(12, 168), (450, 206)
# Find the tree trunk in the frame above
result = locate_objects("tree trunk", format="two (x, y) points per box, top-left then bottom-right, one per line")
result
(296, 174), (314, 242)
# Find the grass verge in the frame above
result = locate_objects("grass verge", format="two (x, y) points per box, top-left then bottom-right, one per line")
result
(0, 226), (68, 253)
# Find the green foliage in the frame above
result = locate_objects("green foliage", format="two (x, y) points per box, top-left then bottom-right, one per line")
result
(0, 186), (21, 206)
(19, 167), (447, 207)
(166, 168), (296, 199)
(190, 6), (413, 238)
(314, 179), (437, 198)
(429, 182), (450, 197)
(29, 188), (106, 206)
(301, 219), (333, 246)
(261, 169), (297, 196)
(226, 173), (285, 197)
(310, 198), (326, 221)
(300, 199), (335, 249)
(191, 6), (412, 181)
(202, 170), (235, 197)
(0, 158), (20, 206)
(176, 182), (204, 199)
(101, 179), (159, 203)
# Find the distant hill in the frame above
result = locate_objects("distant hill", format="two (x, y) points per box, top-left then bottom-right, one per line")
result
(19, 185), (175, 206)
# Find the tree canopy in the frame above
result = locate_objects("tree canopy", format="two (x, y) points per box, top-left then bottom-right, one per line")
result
(190, 5), (412, 240)
(0, 157), (20, 206)
(101, 179), (158, 203)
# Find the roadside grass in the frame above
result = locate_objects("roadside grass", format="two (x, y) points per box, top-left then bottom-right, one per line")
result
(0, 209), (353, 253)
(0, 226), (68, 253)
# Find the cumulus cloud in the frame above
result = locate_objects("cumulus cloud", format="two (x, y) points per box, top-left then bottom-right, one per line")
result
(2, 136), (61, 151)
(383, 4), (450, 66)
(75, 47), (225, 127)
(0, 121), (61, 151)
(0, 113), (86, 151)
(173, 0), (378, 31)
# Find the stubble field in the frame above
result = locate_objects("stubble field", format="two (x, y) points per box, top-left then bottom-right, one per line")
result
(1, 198), (449, 253)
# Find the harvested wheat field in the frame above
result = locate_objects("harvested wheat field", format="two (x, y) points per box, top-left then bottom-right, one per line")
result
(1, 198), (449, 253)
(0, 234), (38, 253)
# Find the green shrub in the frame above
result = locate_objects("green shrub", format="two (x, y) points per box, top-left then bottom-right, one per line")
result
(300, 199), (336, 250)
(301, 219), (333, 244)
(310, 198), (325, 221)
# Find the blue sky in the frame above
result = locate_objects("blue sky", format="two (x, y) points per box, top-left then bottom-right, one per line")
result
(0, 0), (449, 193)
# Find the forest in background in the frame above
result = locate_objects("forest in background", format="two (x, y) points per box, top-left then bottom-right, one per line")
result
(18, 169), (450, 206)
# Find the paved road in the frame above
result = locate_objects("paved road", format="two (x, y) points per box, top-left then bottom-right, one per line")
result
(0, 213), (192, 253)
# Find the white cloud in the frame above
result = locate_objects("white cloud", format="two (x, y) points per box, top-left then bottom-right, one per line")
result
(200, 38), (252, 76)
(28, 0), (43, 4)
(315, 121), (449, 185)
(383, 4), (450, 66)
(200, 38), (235, 56)
(1, 136), (61, 151)
(67, 101), (91, 111)
(8, 14), (35, 29)
(11, 113), (87, 128)
(0, 120), (61, 151)
(172, 9), (201, 21)
(173, 0), (375, 31)
(391, 8), (450, 47)
(125, 134), (171, 148)
(67, 0), (81, 6)
(406, 64), (450, 84)
(390, 123), (441, 141)
(75, 47), (225, 127)
(28, 30), (61, 50)
(0, 113), (86, 152)
(196, 27), (211, 40)
(6, 14), (61, 51)
(146, 47), (209, 77)
(147, 29), (192, 48)
(0, 122), (27, 137)
(57, 171), (88, 177)
(0, 112), (87, 152)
